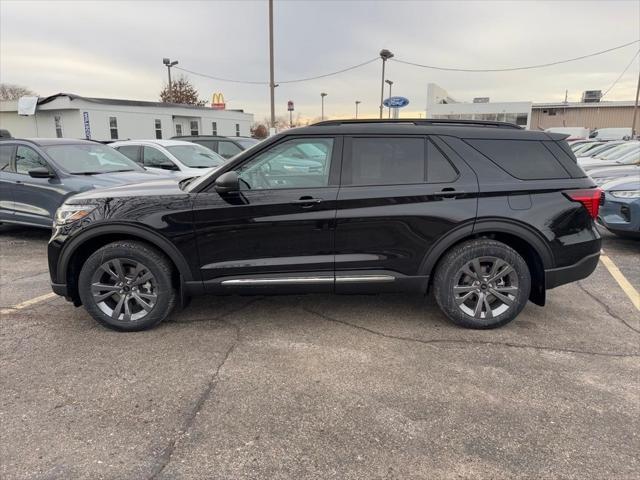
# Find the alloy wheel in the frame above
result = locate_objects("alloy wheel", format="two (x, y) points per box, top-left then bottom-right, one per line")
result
(453, 256), (519, 320)
(90, 258), (158, 322)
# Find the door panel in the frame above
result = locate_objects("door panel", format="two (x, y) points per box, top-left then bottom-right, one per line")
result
(334, 136), (478, 291)
(0, 144), (16, 222)
(10, 146), (63, 227)
(193, 136), (341, 293)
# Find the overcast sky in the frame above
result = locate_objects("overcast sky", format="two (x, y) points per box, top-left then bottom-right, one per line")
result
(1, 0), (639, 123)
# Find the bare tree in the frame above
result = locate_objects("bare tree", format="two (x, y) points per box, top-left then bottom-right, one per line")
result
(0, 83), (37, 101)
(159, 75), (206, 106)
(251, 123), (268, 139)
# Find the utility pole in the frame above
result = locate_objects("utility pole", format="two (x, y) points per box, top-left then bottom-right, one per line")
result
(162, 58), (178, 102)
(379, 49), (393, 119)
(385, 79), (393, 118)
(268, 0), (276, 134)
(632, 71), (640, 139)
(355, 100), (361, 119)
(321, 92), (327, 120)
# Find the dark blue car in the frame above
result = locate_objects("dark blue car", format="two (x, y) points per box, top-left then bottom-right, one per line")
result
(0, 138), (166, 229)
(598, 176), (640, 238)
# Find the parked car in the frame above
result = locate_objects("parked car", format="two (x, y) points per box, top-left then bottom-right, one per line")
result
(578, 142), (640, 170)
(573, 140), (626, 158)
(590, 127), (633, 141)
(49, 119), (602, 332)
(571, 141), (605, 156)
(172, 135), (261, 159)
(545, 127), (590, 141)
(111, 139), (225, 178)
(588, 164), (640, 186)
(0, 138), (165, 228)
(568, 139), (598, 150)
(598, 176), (640, 238)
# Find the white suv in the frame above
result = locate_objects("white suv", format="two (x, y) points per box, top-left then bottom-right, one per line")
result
(111, 139), (226, 178)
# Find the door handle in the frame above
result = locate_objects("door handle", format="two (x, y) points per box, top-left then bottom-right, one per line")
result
(294, 196), (323, 208)
(434, 187), (462, 199)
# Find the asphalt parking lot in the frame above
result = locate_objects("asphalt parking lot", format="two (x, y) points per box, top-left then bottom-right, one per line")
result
(1, 224), (638, 480)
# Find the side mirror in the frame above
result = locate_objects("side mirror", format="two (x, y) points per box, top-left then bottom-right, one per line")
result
(28, 167), (54, 178)
(214, 171), (240, 194)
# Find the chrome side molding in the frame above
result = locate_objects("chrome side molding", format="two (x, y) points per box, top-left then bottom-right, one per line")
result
(221, 275), (395, 286)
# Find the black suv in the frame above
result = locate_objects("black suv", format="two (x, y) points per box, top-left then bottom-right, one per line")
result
(49, 119), (602, 331)
(172, 135), (260, 159)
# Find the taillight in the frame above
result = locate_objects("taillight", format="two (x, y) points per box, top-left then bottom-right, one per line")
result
(563, 188), (603, 219)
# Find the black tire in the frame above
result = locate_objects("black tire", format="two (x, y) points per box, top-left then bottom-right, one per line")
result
(78, 240), (176, 331)
(433, 239), (531, 329)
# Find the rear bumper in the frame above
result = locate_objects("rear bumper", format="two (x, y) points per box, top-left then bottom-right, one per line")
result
(545, 251), (600, 289)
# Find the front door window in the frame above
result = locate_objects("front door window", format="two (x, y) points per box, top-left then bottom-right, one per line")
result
(235, 138), (334, 190)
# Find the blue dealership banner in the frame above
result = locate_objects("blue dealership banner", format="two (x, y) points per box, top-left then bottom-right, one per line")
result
(83, 112), (91, 139)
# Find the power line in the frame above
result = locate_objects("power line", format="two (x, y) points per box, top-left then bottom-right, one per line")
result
(174, 57), (378, 86)
(391, 39), (640, 72)
(601, 49), (640, 98)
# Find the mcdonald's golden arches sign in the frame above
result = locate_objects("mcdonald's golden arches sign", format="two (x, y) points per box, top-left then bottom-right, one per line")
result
(211, 93), (226, 110)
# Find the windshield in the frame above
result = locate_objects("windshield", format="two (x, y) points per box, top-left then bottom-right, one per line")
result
(581, 142), (621, 157)
(166, 144), (225, 168)
(43, 144), (143, 174)
(235, 138), (260, 149)
(594, 143), (639, 161)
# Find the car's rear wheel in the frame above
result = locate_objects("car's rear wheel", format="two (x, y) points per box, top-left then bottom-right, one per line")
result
(78, 241), (176, 331)
(433, 239), (531, 329)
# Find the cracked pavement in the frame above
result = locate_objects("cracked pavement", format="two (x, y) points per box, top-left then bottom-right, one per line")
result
(1, 224), (639, 479)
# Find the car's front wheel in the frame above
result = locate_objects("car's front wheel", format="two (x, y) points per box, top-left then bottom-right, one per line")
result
(433, 239), (531, 329)
(78, 241), (176, 331)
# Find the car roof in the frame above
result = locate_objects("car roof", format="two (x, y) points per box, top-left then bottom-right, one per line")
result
(0, 138), (100, 146)
(172, 135), (241, 141)
(112, 139), (197, 147)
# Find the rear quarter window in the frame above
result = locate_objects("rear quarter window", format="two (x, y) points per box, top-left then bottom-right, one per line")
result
(465, 139), (570, 180)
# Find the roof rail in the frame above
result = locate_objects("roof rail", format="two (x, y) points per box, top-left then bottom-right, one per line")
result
(312, 118), (522, 129)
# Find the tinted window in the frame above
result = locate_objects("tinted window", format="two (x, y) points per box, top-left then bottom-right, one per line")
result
(15, 146), (48, 174)
(346, 137), (425, 186)
(427, 140), (458, 183)
(116, 145), (140, 163)
(466, 139), (569, 180)
(543, 141), (586, 178)
(236, 138), (333, 190)
(192, 139), (216, 151)
(0, 144), (14, 171)
(218, 141), (242, 159)
(143, 146), (176, 169)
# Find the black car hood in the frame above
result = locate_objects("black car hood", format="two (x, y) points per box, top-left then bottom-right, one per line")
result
(68, 178), (187, 202)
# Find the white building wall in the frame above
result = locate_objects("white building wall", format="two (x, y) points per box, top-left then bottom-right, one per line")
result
(0, 95), (253, 140)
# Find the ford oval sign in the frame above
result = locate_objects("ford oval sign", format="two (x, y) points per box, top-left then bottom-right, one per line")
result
(383, 96), (409, 108)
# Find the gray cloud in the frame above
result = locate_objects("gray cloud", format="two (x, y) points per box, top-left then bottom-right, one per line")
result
(1, 0), (638, 122)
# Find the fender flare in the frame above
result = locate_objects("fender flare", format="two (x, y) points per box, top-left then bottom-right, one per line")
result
(419, 218), (554, 277)
(57, 222), (195, 284)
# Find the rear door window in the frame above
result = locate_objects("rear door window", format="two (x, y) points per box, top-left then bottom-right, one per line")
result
(344, 137), (425, 186)
(0, 144), (15, 172)
(466, 139), (569, 180)
(116, 145), (141, 164)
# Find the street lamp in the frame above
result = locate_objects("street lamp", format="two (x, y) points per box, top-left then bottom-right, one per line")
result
(379, 49), (393, 119)
(321, 92), (328, 120)
(355, 100), (361, 119)
(162, 58), (179, 102)
(385, 79), (393, 118)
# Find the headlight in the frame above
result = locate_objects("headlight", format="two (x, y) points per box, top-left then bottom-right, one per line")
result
(610, 190), (640, 199)
(55, 204), (97, 224)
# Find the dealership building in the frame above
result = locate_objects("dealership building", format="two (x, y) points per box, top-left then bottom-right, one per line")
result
(426, 83), (636, 131)
(0, 93), (254, 141)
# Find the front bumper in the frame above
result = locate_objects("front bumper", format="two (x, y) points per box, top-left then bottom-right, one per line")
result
(598, 194), (640, 235)
(545, 251), (600, 289)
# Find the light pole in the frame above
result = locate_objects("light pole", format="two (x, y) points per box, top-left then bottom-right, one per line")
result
(321, 92), (327, 120)
(268, 0), (276, 133)
(385, 79), (393, 118)
(162, 58), (179, 102)
(355, 100), (361, 119)
(379, 49), (393, 119)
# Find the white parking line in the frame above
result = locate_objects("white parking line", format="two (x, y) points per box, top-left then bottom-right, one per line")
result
(600, 254), (640, 311)
(0, 292), (57, 316)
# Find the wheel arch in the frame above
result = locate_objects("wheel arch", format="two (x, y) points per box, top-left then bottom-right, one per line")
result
(421, 219), (553, 306)
(58, 223), (194, 305)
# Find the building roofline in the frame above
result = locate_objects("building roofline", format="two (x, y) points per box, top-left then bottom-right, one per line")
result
(35, 93), (247, 113)
(532, 101), (636, 109)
